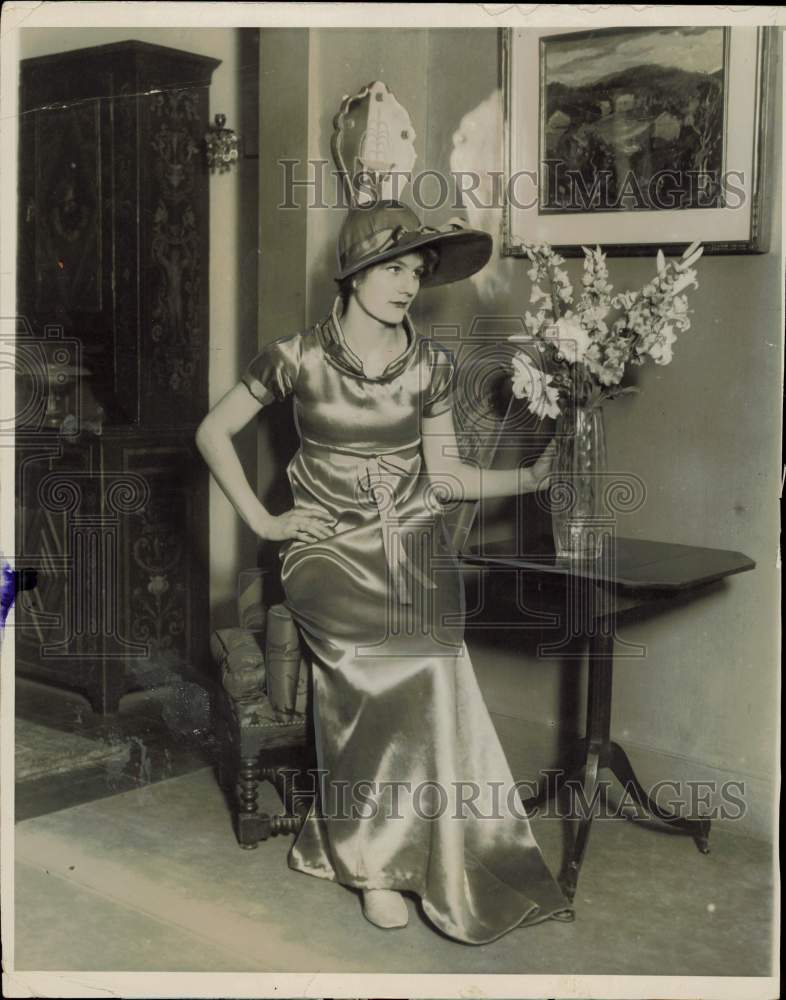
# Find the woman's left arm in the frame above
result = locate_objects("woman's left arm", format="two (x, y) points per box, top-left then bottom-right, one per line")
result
(421, 409), (556, 502)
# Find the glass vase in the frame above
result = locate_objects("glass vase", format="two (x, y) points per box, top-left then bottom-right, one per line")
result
(551, 404), (608, 560)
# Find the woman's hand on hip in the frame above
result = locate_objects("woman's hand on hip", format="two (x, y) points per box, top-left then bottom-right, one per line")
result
(256, 507), (336, 543)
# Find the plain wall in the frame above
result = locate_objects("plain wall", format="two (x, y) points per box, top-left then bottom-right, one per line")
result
(257, 27), (781, 839)
(19, 27), (259, 630)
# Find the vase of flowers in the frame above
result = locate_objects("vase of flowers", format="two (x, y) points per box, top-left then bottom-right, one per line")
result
(510, 240), (704, 559)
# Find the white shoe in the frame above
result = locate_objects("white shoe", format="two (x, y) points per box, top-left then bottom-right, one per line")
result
(361, 889), (409, 929)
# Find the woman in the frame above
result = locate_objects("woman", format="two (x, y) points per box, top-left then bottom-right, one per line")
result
(196, 199), (571, 944)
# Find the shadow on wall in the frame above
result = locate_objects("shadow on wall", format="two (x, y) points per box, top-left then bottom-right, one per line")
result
(450, 89), (518, 305)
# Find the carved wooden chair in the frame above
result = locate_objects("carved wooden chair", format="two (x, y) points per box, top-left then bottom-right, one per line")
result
(211, 569), (315, 849)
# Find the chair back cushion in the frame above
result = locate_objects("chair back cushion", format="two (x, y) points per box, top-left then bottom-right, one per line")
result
(237, 568), (268, 630)
(265, 604), (309, 720)
(210, 627), (266, 701)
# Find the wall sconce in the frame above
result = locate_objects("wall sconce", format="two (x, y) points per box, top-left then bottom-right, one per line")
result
(205, 113), (239, 173)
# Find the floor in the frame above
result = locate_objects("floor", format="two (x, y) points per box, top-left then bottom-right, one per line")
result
(15, 676), (216, 823)
(11, 678), (777, 979)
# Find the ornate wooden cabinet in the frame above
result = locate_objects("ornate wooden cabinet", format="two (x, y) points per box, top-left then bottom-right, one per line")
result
(15, 42), (219, 712)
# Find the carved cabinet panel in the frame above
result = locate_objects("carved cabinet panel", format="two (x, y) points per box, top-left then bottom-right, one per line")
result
(16, 42), (218, 712)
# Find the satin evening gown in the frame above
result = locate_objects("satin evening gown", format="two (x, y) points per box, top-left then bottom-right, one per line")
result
(241, 298), (568, 944)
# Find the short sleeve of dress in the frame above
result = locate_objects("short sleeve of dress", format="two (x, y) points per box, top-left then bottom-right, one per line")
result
(241, 333), (302, 405)
(422, 342), (456, 419)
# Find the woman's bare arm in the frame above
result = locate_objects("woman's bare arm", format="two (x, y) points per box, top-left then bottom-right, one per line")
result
(421, 409), (555, 502)
(195, 383), (334, 543)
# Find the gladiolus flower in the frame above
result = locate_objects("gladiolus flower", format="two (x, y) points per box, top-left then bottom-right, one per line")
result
(545, 315), (593, 364)
(642, 324), (677, 365)
(672, 271), (698, 295)
(510, 353), (562, 420)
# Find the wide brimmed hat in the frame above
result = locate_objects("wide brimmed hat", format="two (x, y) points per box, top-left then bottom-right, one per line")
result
(335, 200), (492, 288)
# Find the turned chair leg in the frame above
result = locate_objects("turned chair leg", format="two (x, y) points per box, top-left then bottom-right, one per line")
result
(236, 754), (263, 849)
(234, 756), (307, 849)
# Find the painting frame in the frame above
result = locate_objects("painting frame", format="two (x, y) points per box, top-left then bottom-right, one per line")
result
(502, 26), (776, 256)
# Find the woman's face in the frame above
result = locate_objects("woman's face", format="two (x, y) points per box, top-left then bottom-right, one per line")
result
(353, 252), (426, 327)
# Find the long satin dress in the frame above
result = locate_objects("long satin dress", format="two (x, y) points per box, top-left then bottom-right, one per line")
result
(241, 297), (568, 944)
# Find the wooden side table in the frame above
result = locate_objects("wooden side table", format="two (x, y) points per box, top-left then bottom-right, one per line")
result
(462, 536), (756, 902)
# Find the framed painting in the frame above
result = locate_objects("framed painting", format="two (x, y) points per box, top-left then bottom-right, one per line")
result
(502, 26), (776, 256)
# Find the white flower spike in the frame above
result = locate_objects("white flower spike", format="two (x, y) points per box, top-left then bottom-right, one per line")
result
(515, 238), (702, 416)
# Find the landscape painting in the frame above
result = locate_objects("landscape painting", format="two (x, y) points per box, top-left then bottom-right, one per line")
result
(540, 27), (728, 213)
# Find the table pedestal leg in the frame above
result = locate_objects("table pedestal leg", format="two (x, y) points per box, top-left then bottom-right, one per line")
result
(524, 630), (711, 902)
(606, 740), (711, 853)
(557, 631), (612, 901)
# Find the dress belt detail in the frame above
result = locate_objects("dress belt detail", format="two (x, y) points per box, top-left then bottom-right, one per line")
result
(355, 454), (437, 606)
(299, 436), (434, 606)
